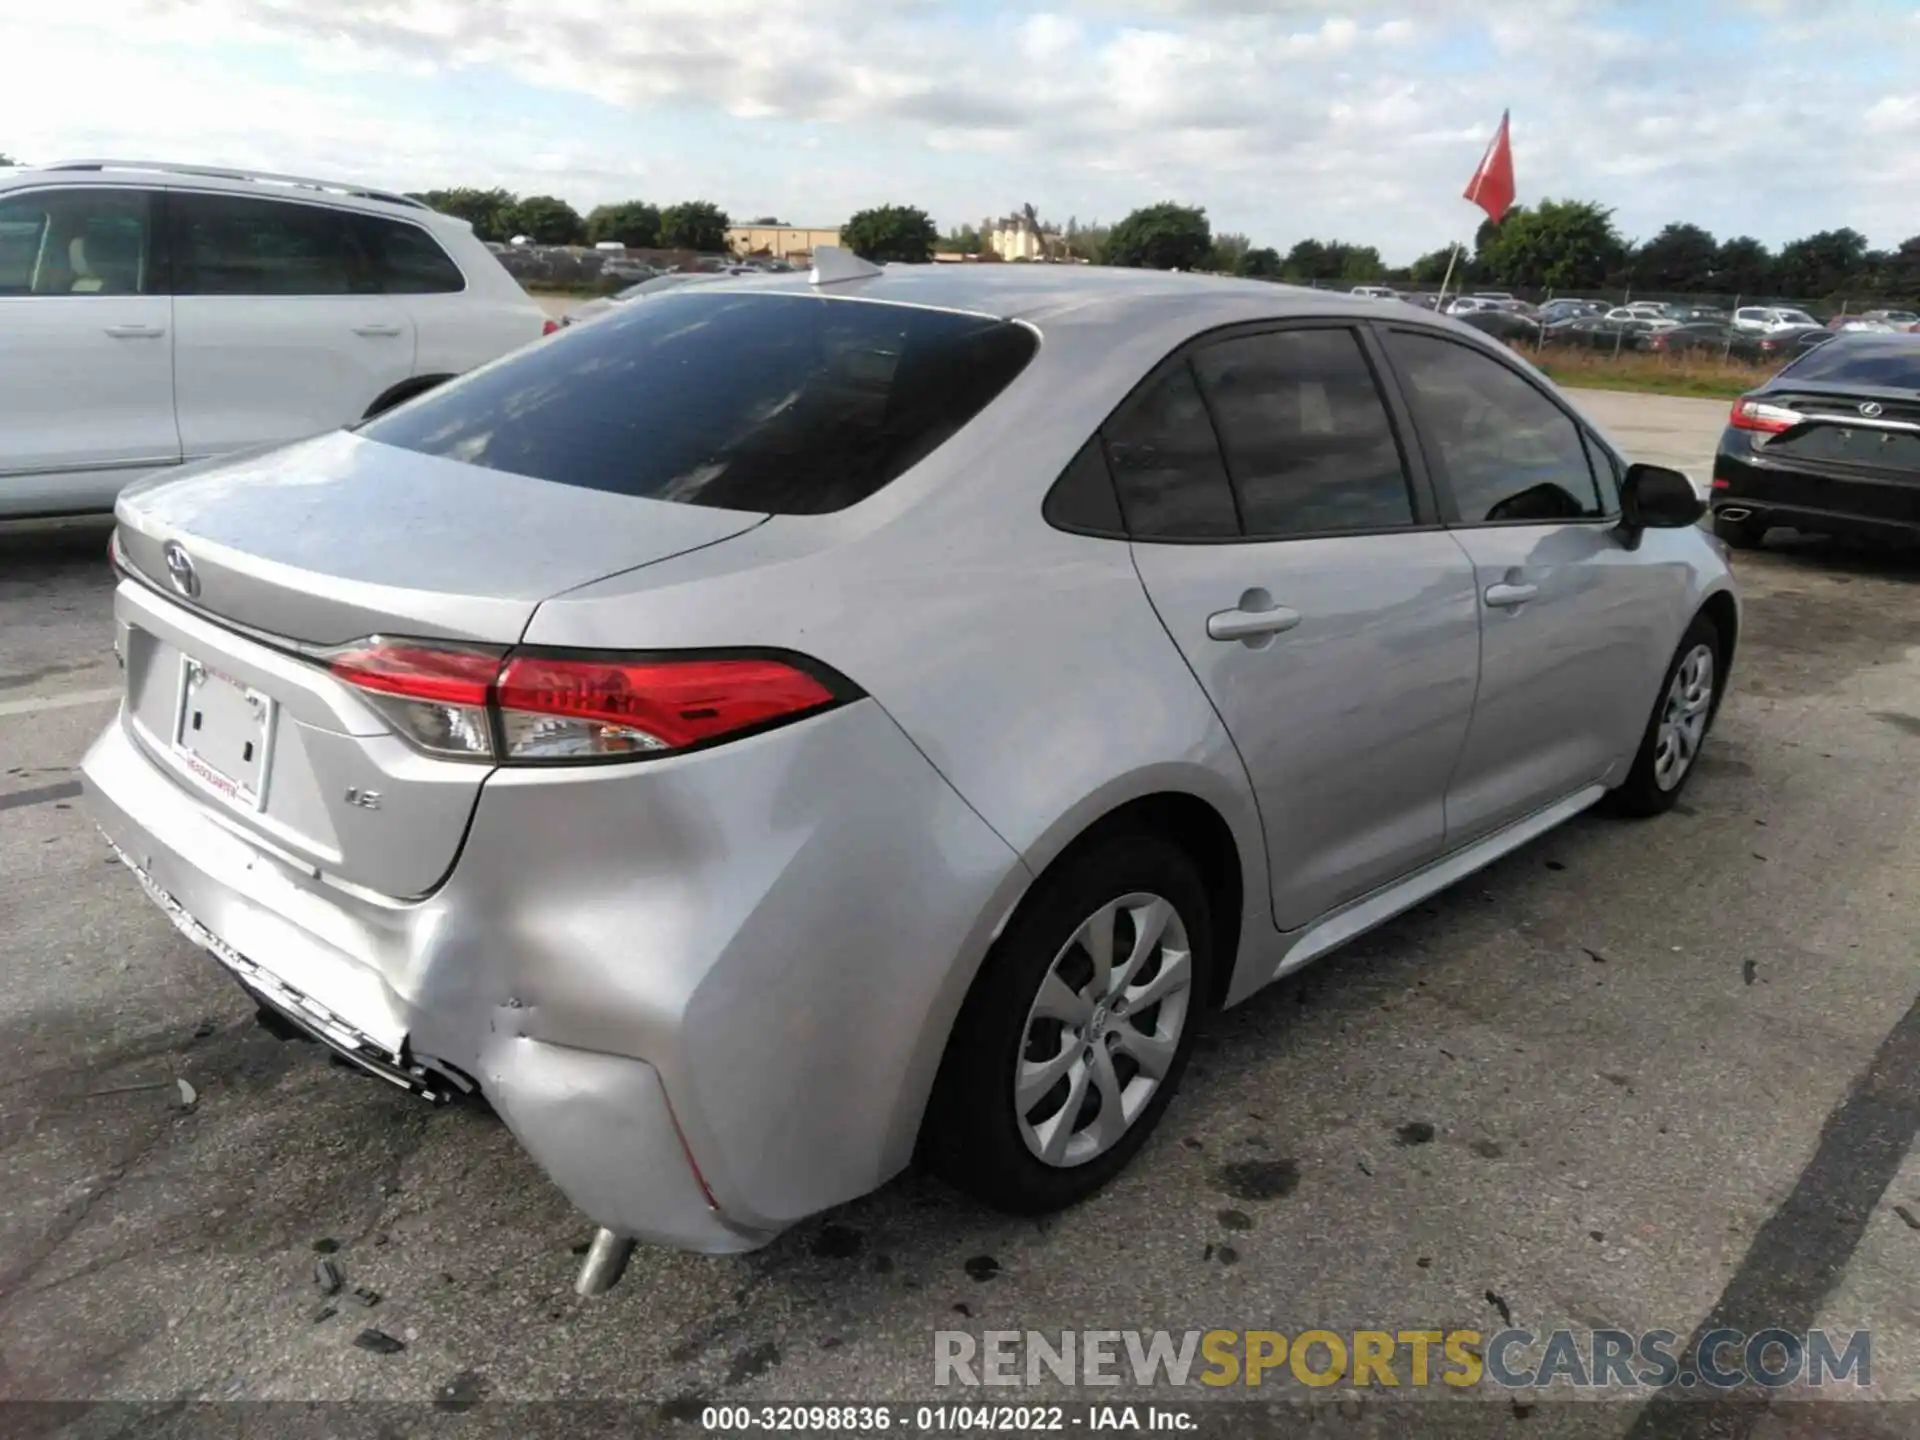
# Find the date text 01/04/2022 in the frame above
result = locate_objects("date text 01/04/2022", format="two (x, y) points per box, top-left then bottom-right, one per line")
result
(697, 1404), (1199, 1431)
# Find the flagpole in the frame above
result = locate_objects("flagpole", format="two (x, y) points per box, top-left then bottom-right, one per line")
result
(1437, 241), (1462, 310)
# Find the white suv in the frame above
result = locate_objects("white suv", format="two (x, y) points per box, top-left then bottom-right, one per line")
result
(1732, 306), (1818, 333)
(0, 161), (551, 519)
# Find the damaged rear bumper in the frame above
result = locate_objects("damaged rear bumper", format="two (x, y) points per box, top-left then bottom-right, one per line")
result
(82, 689), (1026, 1255)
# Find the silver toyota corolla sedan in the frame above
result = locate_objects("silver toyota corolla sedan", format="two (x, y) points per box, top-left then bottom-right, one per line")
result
(83, 256), (1737, 1288)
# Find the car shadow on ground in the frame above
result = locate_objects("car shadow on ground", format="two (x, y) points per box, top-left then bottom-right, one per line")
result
(1754, 530), (1920, 582)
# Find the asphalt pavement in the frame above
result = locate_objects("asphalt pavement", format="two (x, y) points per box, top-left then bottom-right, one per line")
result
(3, 397), (1918, 1438)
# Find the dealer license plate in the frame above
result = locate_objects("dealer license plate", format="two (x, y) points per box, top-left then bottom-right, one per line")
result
(171, 656), (275, 809)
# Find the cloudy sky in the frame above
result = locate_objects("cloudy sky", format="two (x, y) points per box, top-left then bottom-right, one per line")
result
(3, 0), (1918, 261)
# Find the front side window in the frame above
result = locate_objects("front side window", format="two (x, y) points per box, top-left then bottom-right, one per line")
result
(0, 188), (155, 296)
(1385, 330), (1604, 523)
(171, 192), (368, 296)
(1191, 328), (1415, 538)
(1101, 363), (1240, 539)
(360, 290), (1037, 514)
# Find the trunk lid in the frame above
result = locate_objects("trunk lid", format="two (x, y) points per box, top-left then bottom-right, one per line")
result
(114, 431), (767, 645)
(109, 431), (767, 897)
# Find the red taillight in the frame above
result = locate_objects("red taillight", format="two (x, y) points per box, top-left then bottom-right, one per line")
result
(1728, 395), (1804, 434)
(1711, 477), (1731, 489)
(327, 640), (503, 759)
(323, 640), (848, 764)
(495, 654), (839, 761)
(542, 318), (560, 336)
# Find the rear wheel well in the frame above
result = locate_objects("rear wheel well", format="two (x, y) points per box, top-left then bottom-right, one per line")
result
(1038, 793), (1244, 1011)
(363, 374), (454, 420)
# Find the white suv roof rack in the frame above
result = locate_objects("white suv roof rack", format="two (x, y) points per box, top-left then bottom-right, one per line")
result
(37, 160), (432, 212)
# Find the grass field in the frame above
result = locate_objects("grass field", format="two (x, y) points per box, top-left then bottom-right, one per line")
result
(1519, 346), (1769, 399)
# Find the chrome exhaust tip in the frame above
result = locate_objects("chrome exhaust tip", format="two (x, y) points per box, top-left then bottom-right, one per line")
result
(1716, 506), (1752, 522)
(574, 1227), (636, 1296)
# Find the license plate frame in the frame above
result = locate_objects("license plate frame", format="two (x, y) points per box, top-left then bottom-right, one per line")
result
(171, 655), (276, 810)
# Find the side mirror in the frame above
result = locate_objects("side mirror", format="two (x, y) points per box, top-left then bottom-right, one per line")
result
(1620, 463), (1705, 537)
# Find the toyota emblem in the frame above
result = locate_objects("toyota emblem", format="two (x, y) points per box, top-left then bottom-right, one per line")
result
(1859, 401), (1885, 418)
(162, 540), (200, 599)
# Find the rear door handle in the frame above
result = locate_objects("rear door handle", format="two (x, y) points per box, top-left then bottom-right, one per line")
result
(1484, 582), (1540, 609)
(352, 323), (404, 337)
(104, 324), (165, 338)
(1207, 604), (1302, 642)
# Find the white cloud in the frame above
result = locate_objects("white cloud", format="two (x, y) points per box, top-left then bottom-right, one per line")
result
(3, 0), (1920, 257)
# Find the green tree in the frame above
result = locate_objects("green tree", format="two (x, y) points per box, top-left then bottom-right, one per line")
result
(1336, 244), (1385, 282)
(1282, 239), (1330, 281)
(505, 194), (586, 246)
(0, 152), (17, 167)
(658, 200), (732, 253)
(1635, 222), (1718, 292)
(940, 223), (981, 253)
(1772, 227), (1869, 300)
(585, 200), (660, 248)
(1207, 232), (1252, 273)
(841, 204), (938, 263)
(1235, 246), (1283, 279)
(1407, 247), (1458, 284)
(1713, 236), (1772, 298)
(1476, 198), (1625, 290)
(414, 187), (518, 243)
(1102, 203), (1211, 271)
(748, 215), (787, 225)
(1062, 218), (1109, 263)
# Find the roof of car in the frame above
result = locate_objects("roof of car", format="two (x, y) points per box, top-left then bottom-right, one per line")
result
(698, 263), (1411, 328)
(0, 159), (452, 226)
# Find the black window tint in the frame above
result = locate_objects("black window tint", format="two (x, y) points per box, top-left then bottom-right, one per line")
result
(359, 291), (1037, 514)
(1386, 332), (1603, 523)
(1102, 364), (1239, 539)
(1192, 328), (1413, 538)
(355, 215), (464, 293)
(1778, 339), (1920, 386)
(171, 192), (368, 296)
(0, 188), (154, 296)
(1043, 436), (1125, 535)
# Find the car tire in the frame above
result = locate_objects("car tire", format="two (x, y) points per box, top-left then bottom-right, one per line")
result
(1605, 612), (1724, 818)
(921, 830), (1214, 1215)
(1713, 512), (1767, 549)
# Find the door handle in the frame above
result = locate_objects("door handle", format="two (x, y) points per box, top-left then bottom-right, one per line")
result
(104, 324), (165, 338)
(352, 323), (404, 337)
(1484, 581), (1540, 609)
(1207, 603), (1302, 642)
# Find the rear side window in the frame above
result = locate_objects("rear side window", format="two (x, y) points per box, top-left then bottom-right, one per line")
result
(359, 291), (1038, 514)
(1191, 328), (1414, 538)
(171, 192), (366, 295)
(0, 188), (156, 296)
(1778, 339), (1920, 387)
(1385, 331), (1604, 524)
(1101, 364), (1240, 539)
(354, 215), (464, 294)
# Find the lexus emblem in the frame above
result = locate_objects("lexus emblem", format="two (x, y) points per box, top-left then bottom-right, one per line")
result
(161, 540), (200, 599)
(1859, 401), (1884, 418)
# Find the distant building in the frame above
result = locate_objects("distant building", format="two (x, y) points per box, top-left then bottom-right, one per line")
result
(981, 213), (1060, 262)
(726, 225), (843, 261)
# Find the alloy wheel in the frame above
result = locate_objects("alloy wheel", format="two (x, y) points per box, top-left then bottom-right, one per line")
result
(1654, 643), (1715, 791)
(1015, 893), (1193, 1168)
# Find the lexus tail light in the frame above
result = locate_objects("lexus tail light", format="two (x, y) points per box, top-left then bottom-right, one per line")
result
(1728, 396), (1804, 434)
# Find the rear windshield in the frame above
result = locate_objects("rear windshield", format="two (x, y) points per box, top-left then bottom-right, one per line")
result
(360, 290), (1037, 514)
(1779, 339), (1920, 387)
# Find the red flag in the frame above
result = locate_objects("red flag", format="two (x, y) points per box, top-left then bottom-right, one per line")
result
(1464, 110), (1515, 223)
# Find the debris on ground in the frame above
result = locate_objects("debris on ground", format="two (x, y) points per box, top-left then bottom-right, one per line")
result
(313, 1259), (344, 1295)
(352, 1329), (405, 1355)
(350, 1287), (381, 1308)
